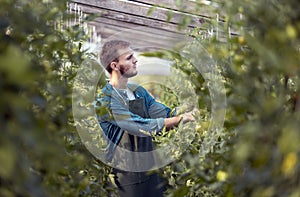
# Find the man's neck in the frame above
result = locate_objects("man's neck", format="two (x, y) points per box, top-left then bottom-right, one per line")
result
(110, 71), (128, 89)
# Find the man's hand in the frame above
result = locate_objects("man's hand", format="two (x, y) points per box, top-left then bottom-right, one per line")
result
(180, 111), (196, 124)
(164, 109), (197, 130)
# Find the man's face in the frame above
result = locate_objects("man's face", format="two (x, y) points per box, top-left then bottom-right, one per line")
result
(116, 47), (138, 78)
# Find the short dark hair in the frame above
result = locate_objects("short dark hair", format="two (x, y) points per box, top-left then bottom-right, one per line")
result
(99, 40), (131, 73)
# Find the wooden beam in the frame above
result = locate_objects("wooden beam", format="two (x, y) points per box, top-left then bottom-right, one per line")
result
(88, 19), (188, 50)
(130, 0), (223, 18)
(76, 3), (190, 34)
(69, 0), (235, 48)
(71, 0), (210, 28)
(90, 18), (184, 39)
(70, 1), (233, 35)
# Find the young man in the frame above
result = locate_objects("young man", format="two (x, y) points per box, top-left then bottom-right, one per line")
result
(96, 40), (194, 197)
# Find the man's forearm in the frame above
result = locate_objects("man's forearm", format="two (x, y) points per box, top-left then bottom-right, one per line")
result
(164, 111), (195, 130)
(164, 115), (182, 130)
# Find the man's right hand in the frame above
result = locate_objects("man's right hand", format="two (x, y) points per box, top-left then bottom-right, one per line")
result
(164, 110), (196, 130)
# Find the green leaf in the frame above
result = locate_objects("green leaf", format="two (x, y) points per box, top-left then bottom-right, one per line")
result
(146, 6), (157, 16)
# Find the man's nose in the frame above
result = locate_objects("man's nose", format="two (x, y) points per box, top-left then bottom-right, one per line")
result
(133, 56), (138, 64)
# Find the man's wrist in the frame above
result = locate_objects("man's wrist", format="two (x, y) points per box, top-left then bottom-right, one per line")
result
(178, 114), (183, 124)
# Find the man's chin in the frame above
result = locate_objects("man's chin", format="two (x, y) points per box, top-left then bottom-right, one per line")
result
(124, 71), (138, 78)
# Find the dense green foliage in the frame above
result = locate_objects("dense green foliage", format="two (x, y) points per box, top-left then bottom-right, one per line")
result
(1, 0), (299, 196)
(0, 1), (111, 196)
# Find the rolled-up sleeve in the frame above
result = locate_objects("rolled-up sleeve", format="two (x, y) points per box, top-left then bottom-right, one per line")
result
(143, 88), (176, 119)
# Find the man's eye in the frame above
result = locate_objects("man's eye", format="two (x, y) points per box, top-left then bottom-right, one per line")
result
(127, 55), (133, 60)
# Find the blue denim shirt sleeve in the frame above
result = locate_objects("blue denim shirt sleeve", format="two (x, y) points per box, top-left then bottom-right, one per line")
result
(109, 94), (165, 136)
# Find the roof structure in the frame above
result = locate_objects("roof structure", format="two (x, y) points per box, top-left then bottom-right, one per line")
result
(69, 0), (229, 51)
(67, 0), (234, 76)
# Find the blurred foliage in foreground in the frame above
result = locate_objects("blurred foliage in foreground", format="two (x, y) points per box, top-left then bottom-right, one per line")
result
(0, 0), (111, 196)
(1, 0), (300, 197)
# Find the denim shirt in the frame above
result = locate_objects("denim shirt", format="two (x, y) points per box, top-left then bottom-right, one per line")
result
(95, 82), (176, 161)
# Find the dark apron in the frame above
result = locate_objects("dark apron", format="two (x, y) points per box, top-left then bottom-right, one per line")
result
(111, 98), (166, 197)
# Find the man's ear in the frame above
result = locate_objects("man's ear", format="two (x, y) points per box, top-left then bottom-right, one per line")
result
(110, 62), (118, 71)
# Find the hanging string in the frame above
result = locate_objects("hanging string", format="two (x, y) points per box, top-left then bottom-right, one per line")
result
(64, 2), (101, 44)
